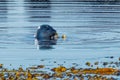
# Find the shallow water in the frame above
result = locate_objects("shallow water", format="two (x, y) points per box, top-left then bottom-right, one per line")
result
(0, 0), (120, 73)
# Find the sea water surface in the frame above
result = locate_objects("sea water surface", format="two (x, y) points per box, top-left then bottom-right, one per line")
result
(0, 0), (120, 72)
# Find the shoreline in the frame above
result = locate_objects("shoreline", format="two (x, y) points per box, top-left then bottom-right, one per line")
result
(0, 57), (120, 80)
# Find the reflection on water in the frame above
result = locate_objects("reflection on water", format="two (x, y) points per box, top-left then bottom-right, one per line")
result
(0, 0), (8, 22)
(25, 0), (51, 22)
(95, 0), (119, 4)
(37, 40), (57, 50)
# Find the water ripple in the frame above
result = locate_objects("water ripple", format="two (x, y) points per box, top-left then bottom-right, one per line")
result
(0, 0), (120, 50)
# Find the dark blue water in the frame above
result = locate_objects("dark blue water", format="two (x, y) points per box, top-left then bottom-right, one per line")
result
(0, 0), (120, 73)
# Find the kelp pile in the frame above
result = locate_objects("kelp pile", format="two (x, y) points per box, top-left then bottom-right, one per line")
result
(0, 57), (119, 80)
(0, 66), (119, 80)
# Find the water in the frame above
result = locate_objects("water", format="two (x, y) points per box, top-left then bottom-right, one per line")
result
(0, 0), (120, 71)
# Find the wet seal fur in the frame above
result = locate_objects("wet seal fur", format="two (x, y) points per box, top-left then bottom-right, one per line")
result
(35, 24), (57, 49)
